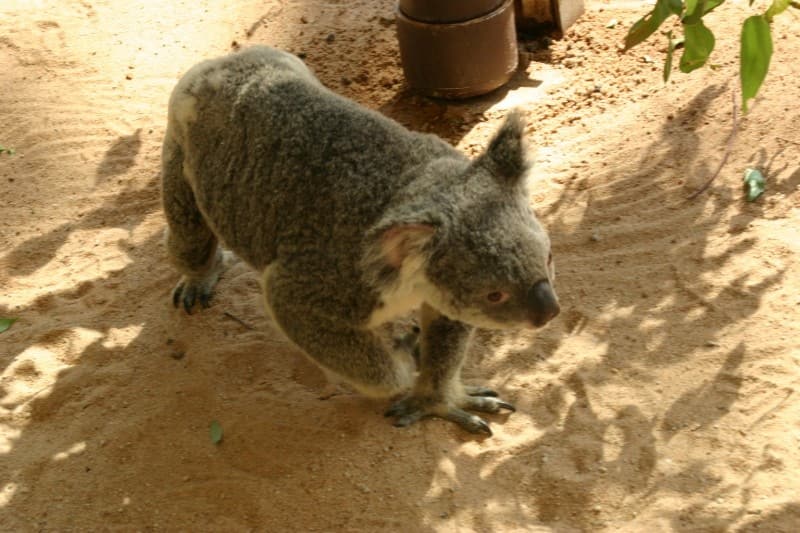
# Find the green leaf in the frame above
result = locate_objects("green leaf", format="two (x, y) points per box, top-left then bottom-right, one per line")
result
(740, 16), (773, 112)
(210, 420), (223, 445)
(684, 0), (711, 23)
(680, 21), (716, 73)
(667, 0), (684, 15)
(0, 145), (16, 156)
(0, 318), (18, 333)
(703, 0), (725, 14)
(625, 0), (676, 50)
(765, 0), (791, 21)
(743, 168), (765, 201)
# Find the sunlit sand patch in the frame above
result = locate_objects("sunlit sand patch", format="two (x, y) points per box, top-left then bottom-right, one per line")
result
(0, 426), (22, 455)
(52, 441), (86, 461)
(0, 228), (134, 308)
(101, 325), (144, 350)
(0, 482), (18, 507)
(1, 327), (104, 409)
(1, 346), (69, 412)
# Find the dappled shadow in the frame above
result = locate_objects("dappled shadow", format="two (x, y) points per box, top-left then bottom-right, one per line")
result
(377, 68), (548, 144)
(496, 82), (782, 371)
(663, 449), (800, 532)
(446, 83), (788, 529)
(422, 370), (658, 530)
(1, 175), (159, 277)
(779, 165), (800, 193)
(0, 172), (161, 373)
(0, 179), (438, 530)
(660, 344), (744, 440)
(737, 503), (800, 532)
(522, 373), (656, 527)
(544, 82), (729, 222)
(95, 129), (142, 182)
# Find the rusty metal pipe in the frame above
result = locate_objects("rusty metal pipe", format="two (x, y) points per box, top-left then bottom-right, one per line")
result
(396, 0), (518, 99)
(399, 0), (505, 23)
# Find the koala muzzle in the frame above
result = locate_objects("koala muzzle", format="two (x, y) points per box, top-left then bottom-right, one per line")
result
(528, 280), (560, 327)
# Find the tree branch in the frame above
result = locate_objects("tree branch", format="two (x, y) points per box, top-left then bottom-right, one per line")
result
(687, 89), (740, 200)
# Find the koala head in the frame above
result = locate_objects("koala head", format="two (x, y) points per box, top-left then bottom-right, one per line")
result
(371, 111), (559, 330)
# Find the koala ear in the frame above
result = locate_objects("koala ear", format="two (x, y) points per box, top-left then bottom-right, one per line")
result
(379, 224), (436, 269)
(476, 110), (529, 186)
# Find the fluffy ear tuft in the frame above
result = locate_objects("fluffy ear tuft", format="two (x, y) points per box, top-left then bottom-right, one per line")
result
(477, 110), (530, 186)
(379, 224), (436, 268)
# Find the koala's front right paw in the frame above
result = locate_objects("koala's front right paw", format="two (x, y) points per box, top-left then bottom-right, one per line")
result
(172, 276), (217, 314)
(385, 388), (515, 436)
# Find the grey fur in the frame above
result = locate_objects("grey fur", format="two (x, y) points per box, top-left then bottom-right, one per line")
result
(161, 46), (559, 434)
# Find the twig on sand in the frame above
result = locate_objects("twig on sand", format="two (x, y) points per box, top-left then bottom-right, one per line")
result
(245, 4), (284, 38)
(223, 311), (289, 345)
(687, 90), (740, 200)
(777, 137), (800, 146)
(224, 311), (254, 330)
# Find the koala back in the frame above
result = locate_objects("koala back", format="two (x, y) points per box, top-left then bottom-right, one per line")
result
(165, 46), (466, 324)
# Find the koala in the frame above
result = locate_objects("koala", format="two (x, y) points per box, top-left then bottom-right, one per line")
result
(161, 45), (559, 436)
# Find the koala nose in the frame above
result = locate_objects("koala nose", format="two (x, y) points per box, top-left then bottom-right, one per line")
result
(528, 280), (560, 327)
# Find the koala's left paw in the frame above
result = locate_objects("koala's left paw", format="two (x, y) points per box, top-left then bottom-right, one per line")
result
(172, 276), (217, 314)
(171, 251), (230, 314)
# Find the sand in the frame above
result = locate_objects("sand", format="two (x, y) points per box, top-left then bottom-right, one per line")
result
(1, 0), (799, 531)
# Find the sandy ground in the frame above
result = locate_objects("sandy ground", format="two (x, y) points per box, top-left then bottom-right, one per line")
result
(1, 0), (799, 531)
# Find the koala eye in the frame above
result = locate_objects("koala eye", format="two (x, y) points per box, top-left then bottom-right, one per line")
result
(487, 291), (510, 304)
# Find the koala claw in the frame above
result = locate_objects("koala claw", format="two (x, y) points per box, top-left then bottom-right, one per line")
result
(385, 393), (513, 435)
(384, 398), (418, 419)
(465, 385), (499, 397)
(462, 395), (516, 414)
(385, 401), (490, 435)
(443, 408), (494, 436)
(172, 278), (215, 314)
(391, 410), (425, 428)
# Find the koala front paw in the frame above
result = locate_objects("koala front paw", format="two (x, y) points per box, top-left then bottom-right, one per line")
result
(171, 251), (230, 314)
(172, 276), (217, 314)
(385, 387), (515, 436)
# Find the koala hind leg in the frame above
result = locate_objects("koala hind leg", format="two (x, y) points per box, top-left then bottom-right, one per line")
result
(263, 264), (415, 398)
(162, 138), (224, 313)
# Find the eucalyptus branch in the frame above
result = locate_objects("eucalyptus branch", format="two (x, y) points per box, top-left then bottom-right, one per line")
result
(626, 0), (788, 110)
